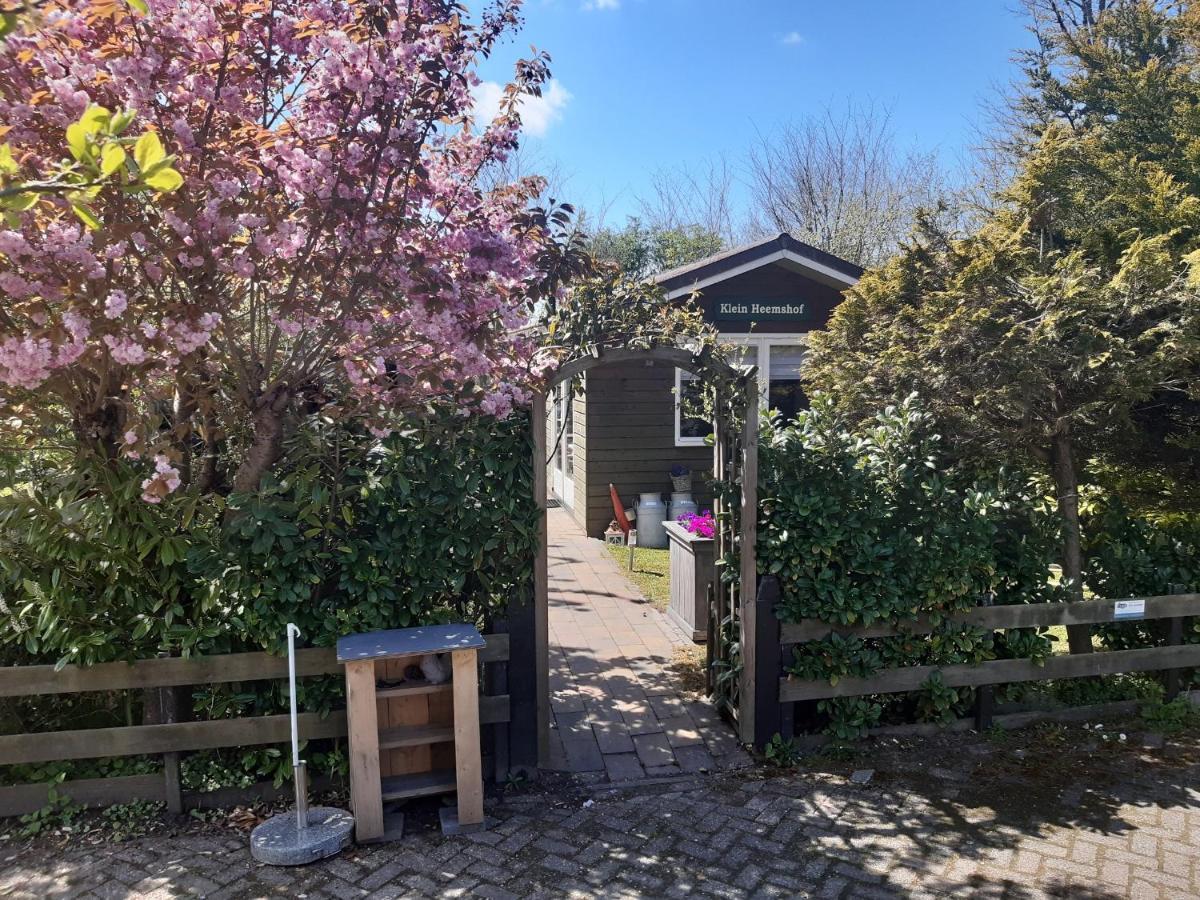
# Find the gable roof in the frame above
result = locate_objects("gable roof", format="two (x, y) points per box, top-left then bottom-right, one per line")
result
(653, 232), (863, 300)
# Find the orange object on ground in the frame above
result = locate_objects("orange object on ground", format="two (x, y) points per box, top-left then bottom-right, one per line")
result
(609, 483), (636, 570)
(609, 483), (632, 539)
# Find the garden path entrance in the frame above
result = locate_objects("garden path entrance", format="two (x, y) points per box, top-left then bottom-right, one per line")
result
(543, 506), (749, 781)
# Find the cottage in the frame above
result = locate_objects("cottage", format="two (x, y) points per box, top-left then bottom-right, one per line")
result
(548, 232), (863, 537)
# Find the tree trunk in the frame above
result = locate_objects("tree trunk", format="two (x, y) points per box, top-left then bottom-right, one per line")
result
(231, 385), (290, 494)
(1051, 431), (1092, 654)
(72, 390), (125, 462)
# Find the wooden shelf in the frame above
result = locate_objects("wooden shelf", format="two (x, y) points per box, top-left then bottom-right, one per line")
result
(380, 769), (456, 802)
(375, 681), (452, 700)
(378, 723), (454, 750)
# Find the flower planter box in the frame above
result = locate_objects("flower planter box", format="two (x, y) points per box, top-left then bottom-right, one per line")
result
(664, 520), (715, 643)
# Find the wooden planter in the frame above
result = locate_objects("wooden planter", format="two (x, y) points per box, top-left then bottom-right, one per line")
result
(664, 520), (715, 643)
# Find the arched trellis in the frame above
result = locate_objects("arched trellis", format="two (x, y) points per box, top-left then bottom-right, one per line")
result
(523, 345), (761, 766)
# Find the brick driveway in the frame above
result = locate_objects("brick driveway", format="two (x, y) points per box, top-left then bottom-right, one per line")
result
(4, 726), (1200, 899)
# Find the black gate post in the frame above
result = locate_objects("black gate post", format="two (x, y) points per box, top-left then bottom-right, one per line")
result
(506, 593), (539, 777)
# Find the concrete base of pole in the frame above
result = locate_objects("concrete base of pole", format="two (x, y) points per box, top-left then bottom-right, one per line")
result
(250, 807), (354, 866)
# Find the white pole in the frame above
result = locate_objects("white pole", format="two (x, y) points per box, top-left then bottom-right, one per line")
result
(287, 623), (301, 769)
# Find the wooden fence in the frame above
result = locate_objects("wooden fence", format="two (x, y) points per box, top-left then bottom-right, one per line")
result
(0, 632), (527, 817)
(746, 578), (1200, 748)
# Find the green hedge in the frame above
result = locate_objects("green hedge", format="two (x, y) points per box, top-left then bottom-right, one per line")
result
(758, 396), (1065, 735)
(0, 411), (537, 791)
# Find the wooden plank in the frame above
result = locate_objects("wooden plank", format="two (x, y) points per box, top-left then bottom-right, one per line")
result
(0, 636), (505, 700)
(779, 593), (1200, 643)
(532, 391), (550, 770)
(344, 659), (384, 843)
(0, 712), (350, 765)
(0, 647), (340, 698)
(451, 649), (484, 826)
(376, 682), (452, 700)
(736, 381), (759, 745)
(0, 691), (509, 769)
(378, 723), (453, 750)
(779, 643), (1200, 703)
(185, 773), (339, 812)
(0, 774), (166, 817)
(752, 577), (782, 749)
(380, 770), (456, 801)
(479, 633), (510, 664)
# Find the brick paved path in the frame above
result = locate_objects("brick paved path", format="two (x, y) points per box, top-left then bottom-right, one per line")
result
(4, 732), (1200, 899)
(545, 507), (749, 781)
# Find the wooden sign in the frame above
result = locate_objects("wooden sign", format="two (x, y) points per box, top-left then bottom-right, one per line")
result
(713, 300), (808, 321)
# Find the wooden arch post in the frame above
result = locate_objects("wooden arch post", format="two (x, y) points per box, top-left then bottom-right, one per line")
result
(524, 346), (751, 768)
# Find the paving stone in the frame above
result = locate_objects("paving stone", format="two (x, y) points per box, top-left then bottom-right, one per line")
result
(604, 751), (647, 782)
(674, 744), (717, 773)
(561, 734), (605, 772)
(662, 714), (705, 748)
(592, 718), (636, 755)
(633, 731), (676, 768)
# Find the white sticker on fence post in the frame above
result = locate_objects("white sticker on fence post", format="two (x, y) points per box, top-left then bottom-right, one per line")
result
(1113, 599), (1146, 621)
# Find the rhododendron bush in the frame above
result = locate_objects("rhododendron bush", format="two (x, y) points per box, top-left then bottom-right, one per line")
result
(0, 0), (560, 499)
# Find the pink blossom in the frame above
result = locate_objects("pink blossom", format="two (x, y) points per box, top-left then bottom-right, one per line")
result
(104, 291), (128, 319)
(141, 454), (182, 502)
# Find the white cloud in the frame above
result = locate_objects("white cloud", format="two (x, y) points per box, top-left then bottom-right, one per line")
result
(781, 31), (804, 46)
(582, 0), (619, 10)
(472, 79), (572, 138)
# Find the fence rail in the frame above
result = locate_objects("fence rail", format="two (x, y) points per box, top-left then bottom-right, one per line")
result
(0, 634), (512, 816)
(747, 578), (1198, 748)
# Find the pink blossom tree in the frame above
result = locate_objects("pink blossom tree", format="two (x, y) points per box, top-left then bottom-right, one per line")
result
(0, 0), (561, 499)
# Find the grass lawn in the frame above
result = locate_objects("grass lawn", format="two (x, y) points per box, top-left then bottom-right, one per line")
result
(607, 543), (670, 611)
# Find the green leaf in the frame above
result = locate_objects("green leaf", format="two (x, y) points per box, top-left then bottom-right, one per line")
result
(144, 166), (183, 192)
(133, 130), (166, 173)
(110, 109), (138, 135)
(79, 105), (111, 134)
(100, 144), (126, 176)
(2, 191), (39, 212)
(66, 122), (90, 162)
(126, 0), (149, 13)
(70, 202), (101, 230)
(0, 143), (17, 175)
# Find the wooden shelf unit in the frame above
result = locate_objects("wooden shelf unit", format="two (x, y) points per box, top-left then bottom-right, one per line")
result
(337, 624), (486, 843)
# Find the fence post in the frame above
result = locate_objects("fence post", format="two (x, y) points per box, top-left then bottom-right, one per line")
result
(506, 594), (539, 778)
(490, 619), (510, 784)
(752, 576), (782, 750)
(149, 652), (184, 815)
(975, 594), (996, 732)
(704, 581), (716, 696)
(1165, 584), (1187, 702)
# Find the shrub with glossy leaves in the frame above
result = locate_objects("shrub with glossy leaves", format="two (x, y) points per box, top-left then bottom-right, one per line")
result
(760, 394), (1064, 627)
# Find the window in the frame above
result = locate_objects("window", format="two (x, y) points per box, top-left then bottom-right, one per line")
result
(673, 336), (807, 444)
(722, 335), (807, 423)
(768, 344), (807, 424)
(674, 368), (709, 446)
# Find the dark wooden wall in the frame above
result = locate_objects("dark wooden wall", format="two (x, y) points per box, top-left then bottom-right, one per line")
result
(575, 361), (712, 537)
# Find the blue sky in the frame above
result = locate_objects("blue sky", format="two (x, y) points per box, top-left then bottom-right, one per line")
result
(476, 0), (1034, 226)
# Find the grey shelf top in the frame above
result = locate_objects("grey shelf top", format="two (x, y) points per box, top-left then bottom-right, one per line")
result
(336, 624), (485, 663)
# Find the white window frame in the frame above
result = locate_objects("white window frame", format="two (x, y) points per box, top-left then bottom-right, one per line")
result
(722, 333), (810, 408)
(673, 367), (709, 447)
(673, 333), (810, 446)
